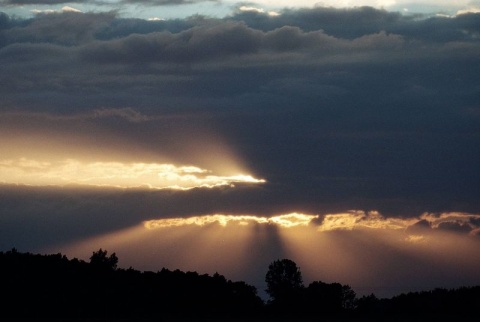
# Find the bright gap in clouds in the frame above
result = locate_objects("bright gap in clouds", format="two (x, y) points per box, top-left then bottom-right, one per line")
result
(0, 158), (265, 189)
(54, 211), (480, 298)
(141, 211), (480, 235)
(0, 110), (266, 190)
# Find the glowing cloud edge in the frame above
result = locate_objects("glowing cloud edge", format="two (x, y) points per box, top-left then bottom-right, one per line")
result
(0, 158), (266, 190)
(143, 211), (480, 237)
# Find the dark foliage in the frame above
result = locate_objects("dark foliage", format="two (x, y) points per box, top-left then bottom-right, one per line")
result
(265, 259), (304, 301)
(303, 281), (357, 314)
(1, 250), (479, 320)
(264, 259), (357, 318)
(89, 248), (118, 271)
(355, 287), (480, 319)
(0, 248), (263, 319)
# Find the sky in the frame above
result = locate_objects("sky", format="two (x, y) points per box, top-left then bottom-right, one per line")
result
(1, 0), (480, 299)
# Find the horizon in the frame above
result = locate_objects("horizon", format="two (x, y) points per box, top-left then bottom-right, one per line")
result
(3, 246), (480, 302)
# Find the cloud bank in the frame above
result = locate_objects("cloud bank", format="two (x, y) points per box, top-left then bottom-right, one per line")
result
(0, 5), (479, 298)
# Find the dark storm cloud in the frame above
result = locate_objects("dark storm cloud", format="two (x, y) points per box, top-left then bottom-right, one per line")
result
(80, 23), (408, 65)
(80, 21), (264, 64)
(230, 6), (480, 42)
(1, 5), (479, 302)
(0, 7), (479, 219)
(0, 183), (273, 251)
(0, 11), (115, 47)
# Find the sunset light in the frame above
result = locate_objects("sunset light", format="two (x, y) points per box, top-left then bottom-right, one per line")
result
(142, 211), (480, 234)
(144, 213), (316, 229)
(1, 1), (479, 315)
(50, 210), (480, 301)
(0, 158), (265, 189)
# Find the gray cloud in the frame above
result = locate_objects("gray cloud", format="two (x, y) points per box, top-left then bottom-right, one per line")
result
(0, 11), (115, 47)
(1, 0), (83, 4)
(80, 21), (264, 64)
(436, 221), (473, 233)
(0, 0), (214, 5)
(0, 6), (479, 246)
(230, 6), (480, 42)
(0, 9), (478, 214)
(405, 220), (432, 235)
(119, 0), (218, 5)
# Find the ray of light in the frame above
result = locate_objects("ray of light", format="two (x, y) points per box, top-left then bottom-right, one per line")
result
(0, 110), (266, 190)
(47, 211), (480, 299)
(0, 158), (265, 190)
(51, 218), (261, 281)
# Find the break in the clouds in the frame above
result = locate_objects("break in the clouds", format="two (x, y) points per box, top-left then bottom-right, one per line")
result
(142, 211), (480, 235)
(0, 4), (479, 298)
(0, 158), (265, 189)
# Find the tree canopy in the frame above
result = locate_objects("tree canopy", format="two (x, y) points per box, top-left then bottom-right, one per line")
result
(89, 248), (118, 270)
(1, 249), (479, 320)
(265, 258), (304, 304)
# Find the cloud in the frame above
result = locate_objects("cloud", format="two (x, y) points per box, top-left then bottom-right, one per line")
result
(31, 6), (83, 14)
(1, 10), (479, 216)
(238, 5), (279, 16)
(229, 6), (480, 42)
(80, 20), (266, 64)
(1, 0), (215, 5)
(0, 6), (479, 298)
(405, 219), (432, 234)
(0, 158), (265, 189)
(0, 109), (263, 191)
(0, 10), (115, 47)
(456, 7), (480, 15)
(41, 209), (480, 299)
(145, 212), (316, 229)
(119, 0), (218, 5)
(3, 0), (83, 4)
(142, 211), (480, 235)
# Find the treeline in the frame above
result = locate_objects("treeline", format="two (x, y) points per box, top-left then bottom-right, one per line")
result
(1, 249), (479, 320)
(0, 248), (262, 319)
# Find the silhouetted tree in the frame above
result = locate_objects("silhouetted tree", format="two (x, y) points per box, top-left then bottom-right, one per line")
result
(3, 248), (480, 319)
(305, 281), (357, 314)
(265, 258), (304, 307)
(89, 248), (118, 271)
(356, 293), (381, 316)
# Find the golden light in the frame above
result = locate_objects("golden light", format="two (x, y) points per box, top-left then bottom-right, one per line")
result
(0, 110), (266, 190)
(420, 212), (480, 229)
(269, 213), (317, 227)
(47, 210), (480, 299)
(405, 235), (426, 243)
(0, 157), (265, 190)
(143, 213), (317, 230)
(318, 210), (416, 232)
(144, 214), (270, 229)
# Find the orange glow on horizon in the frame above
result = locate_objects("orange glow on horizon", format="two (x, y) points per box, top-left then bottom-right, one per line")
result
(48, 210), (480, 298)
